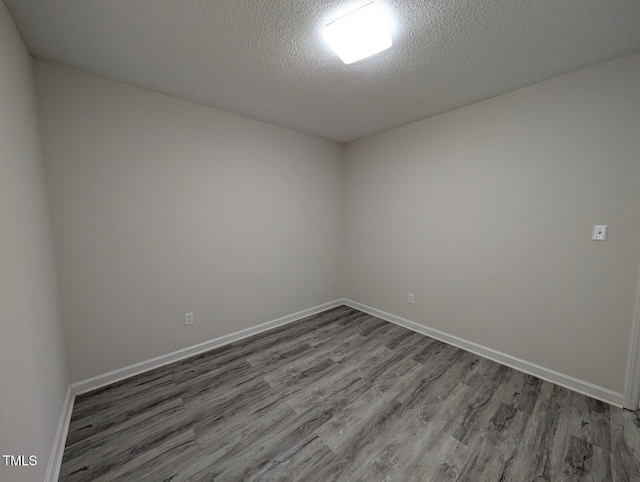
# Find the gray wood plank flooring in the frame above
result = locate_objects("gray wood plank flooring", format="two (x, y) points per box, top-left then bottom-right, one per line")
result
(59, 306), (640, 481)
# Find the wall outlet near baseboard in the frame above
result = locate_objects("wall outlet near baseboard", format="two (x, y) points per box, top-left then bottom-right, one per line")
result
(185, 312), (193, 326)
(592, 225), (608, 241)
(408, 293), (414, 304)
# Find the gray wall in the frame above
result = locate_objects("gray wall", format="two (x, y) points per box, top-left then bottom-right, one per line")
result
(35, 62), (344, 382)
(344, 53), (640, 394)
(22, 27), (640, 427)
(0, 4), (69, 482)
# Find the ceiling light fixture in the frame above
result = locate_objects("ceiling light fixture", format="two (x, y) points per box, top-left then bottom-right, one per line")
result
(322, 2), (392, 65)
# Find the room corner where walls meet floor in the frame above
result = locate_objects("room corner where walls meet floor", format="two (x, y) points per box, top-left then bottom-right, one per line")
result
(46, 298), (628, 481)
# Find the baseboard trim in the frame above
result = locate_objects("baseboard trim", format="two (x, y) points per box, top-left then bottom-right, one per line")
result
(45, 385), (75, 482)
(343, 299), (624, 408)
(48, 296), (623, 482)
(71, 299), (344, 395)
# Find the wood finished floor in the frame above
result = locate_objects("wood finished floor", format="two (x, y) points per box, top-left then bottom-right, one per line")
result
(60, 306), (640, 481)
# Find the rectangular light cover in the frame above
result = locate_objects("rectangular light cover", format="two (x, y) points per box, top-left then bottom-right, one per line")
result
(323, 3), (392, 64)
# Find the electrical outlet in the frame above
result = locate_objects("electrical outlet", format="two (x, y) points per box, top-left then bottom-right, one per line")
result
(408, 293), (414, 304)
(592, 225), (608, 241)
(185, 312), (193, 326)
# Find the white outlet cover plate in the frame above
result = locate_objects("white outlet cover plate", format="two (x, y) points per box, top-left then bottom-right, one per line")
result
(592, 225), (608, 241)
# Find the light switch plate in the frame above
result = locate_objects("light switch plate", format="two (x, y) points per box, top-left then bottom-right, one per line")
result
(592, 225), (608, 241)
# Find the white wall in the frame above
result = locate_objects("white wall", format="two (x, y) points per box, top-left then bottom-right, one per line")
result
(344, 53), (640, 394)
(0, 4), (69, 482)
(35, 61), (344, 382)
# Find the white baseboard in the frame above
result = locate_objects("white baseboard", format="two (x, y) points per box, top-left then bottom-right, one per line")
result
(45, 385), (75, 482)
(48, 296), (624, 482)
(71, 299), (344, 395)
(343, 299), (624, 408)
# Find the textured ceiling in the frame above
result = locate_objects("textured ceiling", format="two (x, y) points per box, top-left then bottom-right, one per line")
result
(5, 0), (640, 143)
